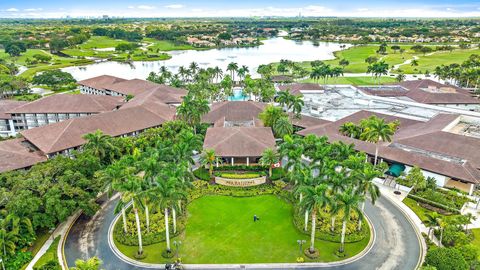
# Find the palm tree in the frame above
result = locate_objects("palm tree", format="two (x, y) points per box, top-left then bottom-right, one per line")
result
(227, 62), (239, 82)
(354, 164), (381, 230)
(273, 117), (293, 139)
(362, 116), (395, 165)
(259, 104), (286, 127)
(335, 187), (364, 253)
(299, 184), (331, 254)
(152, 177), (186, 253)
(276, 90), (293, 110)
(291, 95), (304, 118)
(200, 149), (217, 178)
(113, 174), (144, 255)
(423, 212), (441, 241)
(189, 62), (199, 75)
(259, 148), (279, 177)
(71, 257), (103, 270)
(212, 66), (223, 83)
(411, 59), (419, 67)
(339, 122), (359, 138)
(83, 130), (118, 164)
(0, 211), (20, 258)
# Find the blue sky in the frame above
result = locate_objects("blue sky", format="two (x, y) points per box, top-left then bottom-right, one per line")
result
(1, 0), (480, 18)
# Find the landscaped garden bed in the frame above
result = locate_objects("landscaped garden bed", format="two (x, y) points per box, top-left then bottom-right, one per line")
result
(193, 165), (285, 181)
(112, 181), (371, 264)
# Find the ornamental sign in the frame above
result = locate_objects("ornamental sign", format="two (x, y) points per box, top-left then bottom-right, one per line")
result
(215, 176), (266, 187)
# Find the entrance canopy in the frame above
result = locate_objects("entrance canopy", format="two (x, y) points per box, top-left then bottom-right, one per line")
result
(386, 163), (406, 177)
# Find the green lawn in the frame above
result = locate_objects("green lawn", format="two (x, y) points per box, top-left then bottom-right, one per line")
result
(274, 44), (480, 74)
(33, 236), (60, 269)
(143, 38), (196, 51)
(300, 76), (397, 85)
(473, 229), (480, 259)
(78, 36), (125, 49)
(115, 195), (369, 264)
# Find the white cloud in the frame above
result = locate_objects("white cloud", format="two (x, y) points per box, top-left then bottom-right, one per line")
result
(136, 5), (156, 10)
(24, 8), (43, 12)
(165, 4), (185, 9)
(357, 8), (369, 12)
(6, 8), (19, 12)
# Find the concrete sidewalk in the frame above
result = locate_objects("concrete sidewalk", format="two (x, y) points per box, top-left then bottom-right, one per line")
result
(25, 211), (81, 270)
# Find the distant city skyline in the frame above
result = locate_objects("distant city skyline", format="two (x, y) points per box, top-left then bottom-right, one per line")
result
(1, 0), (480, 18)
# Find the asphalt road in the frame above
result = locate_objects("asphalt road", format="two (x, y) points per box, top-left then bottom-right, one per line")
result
(64, 194), (421, 270)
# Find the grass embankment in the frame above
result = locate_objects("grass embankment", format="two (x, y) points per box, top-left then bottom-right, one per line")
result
(61, 36), (197, 61)
(32, 237), (60, 269)
(276, 44), (480, 74)
(115, 195), (369, 264)
(0, 48), (93, 79)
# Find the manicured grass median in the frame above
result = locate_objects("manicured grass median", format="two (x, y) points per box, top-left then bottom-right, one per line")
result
(115, 195), (369, 264)
(473, 229), (480, 259)
(33, 237), (60, 269)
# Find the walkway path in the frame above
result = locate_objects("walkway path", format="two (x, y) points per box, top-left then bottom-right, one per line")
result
(64, 189), (423, 270)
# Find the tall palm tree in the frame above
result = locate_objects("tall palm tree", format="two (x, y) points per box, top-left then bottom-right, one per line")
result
(339, 122), (359, 138)
(200, 149), (217, 178)
(189, 62), (199, 75)
(113, 172), (144, 255)
(0, 211), (20, 258)
(83, 130), (118, 164)
(152, 177), (186, 252)
(276, 90), (293, 110)
(259, 148), (280, 177)
(212, 66), (223, 83)
(335, 187), (364, 253)
(299, 183), (331, 253)
(258, 104), (286, 127)
(354, 164), (381, 230)
(227, 62), (239, 82)
(362, 116), (395, 165)
(291, 94), (304, 118)
(273, 117), (293, 139)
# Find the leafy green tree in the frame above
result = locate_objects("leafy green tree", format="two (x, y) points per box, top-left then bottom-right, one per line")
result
(339, 59), (350, 68)
(200, 149), (217, 178)
(425, 247), (468, 270)
(405, 166), (426, 192)
(176, 94), (210, 134)
(32, 70), (76, 91)
(70, 257), (103, 270)
(424, 212), (441, 241)
(259, 104), (286, 127)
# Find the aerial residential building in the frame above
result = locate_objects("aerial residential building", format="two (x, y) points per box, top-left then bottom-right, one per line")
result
(5, 94), (124, 135)
(297, 110), (480, 195)
(359, 79), (480, 111)
(0, 100), (27, 137)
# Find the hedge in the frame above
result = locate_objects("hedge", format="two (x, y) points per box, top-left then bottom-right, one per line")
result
(270, 167), (286, 181)
(408, 194), (461, 214)
(215, 165), (267, 171)
(216, 172), (263, 179)
(193, 167), (210, 181)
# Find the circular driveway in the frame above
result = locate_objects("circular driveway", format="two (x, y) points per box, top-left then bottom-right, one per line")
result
(64, 194), (422, 270)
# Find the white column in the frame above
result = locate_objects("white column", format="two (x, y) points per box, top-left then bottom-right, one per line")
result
(231, 157), (234, 166)
(247, 157), (250, 166)
(469, 183), (475, 196)
(8, 119), (16, 136)
(216, 159), (219, 167)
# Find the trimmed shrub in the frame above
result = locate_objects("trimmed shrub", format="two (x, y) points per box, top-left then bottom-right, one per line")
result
(408, 194), (461, 214)
(270, 167), (286, 181)
(217, 173), (262, 179)
(425, 247), (469, 270)
(193, 167), (210, 181)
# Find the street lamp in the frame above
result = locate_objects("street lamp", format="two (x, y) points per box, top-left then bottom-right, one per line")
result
(173, 240), (182, 259)
(296, 239), (306, 255)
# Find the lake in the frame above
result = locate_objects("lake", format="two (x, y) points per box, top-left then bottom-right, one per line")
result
(62, 37), (350, 81)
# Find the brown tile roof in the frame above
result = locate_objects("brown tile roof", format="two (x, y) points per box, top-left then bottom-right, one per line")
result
(361, 79), (480, 105)
(8, 95), (124, 114)
(202, 101), (267, 123)
(297, 110), (480, 184)
(121, 85), (186, 107)
(0, 138), (47, 173)
(203, 127), (276, 157)
(278, 83), (325, 96)
(104, 79), (160, 96)
(288, 113), (331, 129)
(0, 100), (27, 119)
(77, 75), (127, 90)
(21, 104), (176, 154)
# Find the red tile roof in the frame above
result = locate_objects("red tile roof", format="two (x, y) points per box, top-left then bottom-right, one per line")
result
(0, 139), (47, 173)
(0, 100), (27, 119)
